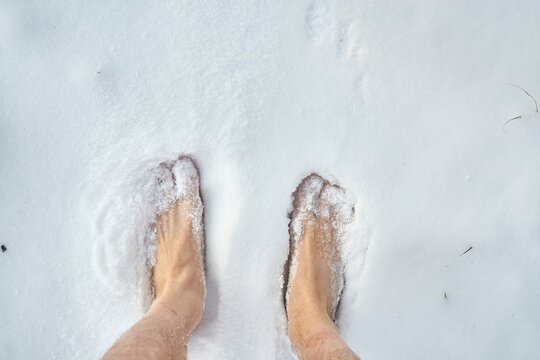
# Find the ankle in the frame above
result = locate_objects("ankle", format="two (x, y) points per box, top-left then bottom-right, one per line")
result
(287, 285), (334, 333)
(151, 286), (204, 333)
(288, 318), (341, 354)
(288, 308), (334, 344)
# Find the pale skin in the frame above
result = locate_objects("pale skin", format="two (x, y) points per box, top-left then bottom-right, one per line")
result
(102, 162), (359, 360)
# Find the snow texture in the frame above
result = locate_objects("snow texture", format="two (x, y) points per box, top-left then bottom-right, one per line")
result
(1, 0), (539, 359)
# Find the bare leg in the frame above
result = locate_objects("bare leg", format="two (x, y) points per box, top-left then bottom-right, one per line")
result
(286, 175), (360, 360)
(103, 158), (205, 360)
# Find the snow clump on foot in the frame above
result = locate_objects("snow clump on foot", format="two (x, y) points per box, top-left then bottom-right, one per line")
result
(170, 156), (205, 256)
(319, 182), (354, 318)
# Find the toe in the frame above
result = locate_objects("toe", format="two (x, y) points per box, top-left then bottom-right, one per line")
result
(293, 173), (325, 215)
(171, 156), (201, 199)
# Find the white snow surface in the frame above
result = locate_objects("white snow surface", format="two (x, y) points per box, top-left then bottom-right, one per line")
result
(1, 1), (539, 359)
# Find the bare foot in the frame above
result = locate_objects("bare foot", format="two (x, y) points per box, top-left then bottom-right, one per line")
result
(285, 174), (359, 359)
(151, 156), (205, 333)
(102, 157), (205, 360)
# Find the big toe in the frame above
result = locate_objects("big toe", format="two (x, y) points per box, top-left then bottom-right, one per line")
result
(292, 173), (325, 215)
(171, 156), (201, 200)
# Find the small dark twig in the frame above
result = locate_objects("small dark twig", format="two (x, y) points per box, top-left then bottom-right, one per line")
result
(503, 115), (522, 132)
(459, 246), (473, 256)
(444, 291), (448, 300)
(507, 83), (538, 112)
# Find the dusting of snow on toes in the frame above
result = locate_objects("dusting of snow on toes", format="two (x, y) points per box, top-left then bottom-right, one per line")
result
(170, 157), (205, 284)
(147, 163), (177, 215)
(319, 183), (354, 319)
(286, 174), (324, 313)
(289, 175), (325, 241)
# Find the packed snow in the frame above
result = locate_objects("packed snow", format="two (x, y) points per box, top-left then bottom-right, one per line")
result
(0, 0), (539, 359)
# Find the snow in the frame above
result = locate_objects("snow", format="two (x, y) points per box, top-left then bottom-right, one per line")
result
(0, 0), (539, 359)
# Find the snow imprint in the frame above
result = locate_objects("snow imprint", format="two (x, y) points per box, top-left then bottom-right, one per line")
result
(305, 1), (367, 66)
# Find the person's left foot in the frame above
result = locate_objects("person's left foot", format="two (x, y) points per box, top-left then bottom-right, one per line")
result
(151, 156), (205, 330)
